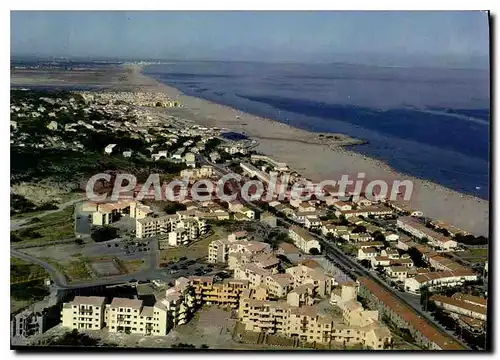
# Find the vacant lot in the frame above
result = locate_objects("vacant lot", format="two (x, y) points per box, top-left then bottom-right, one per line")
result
(11, 257), (50, 313)
(11, 257), (48, 284)
(41, 257), (92, 283)
(120, 259), (147, 274)
(88, 259), (123, 277)
(456, 248), (488, 263)
(11, 207), (74, 244)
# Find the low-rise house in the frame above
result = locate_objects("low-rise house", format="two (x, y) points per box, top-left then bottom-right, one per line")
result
(304, 215), (321, 229)
(403, 269), (479, 294)
(357, 247), (378, 261)
(104, 143), (117, 155)
(370, 256), (391, 269)
(397, 217), (457, 251)
(358, 277), (464, 350)
(238, 206), (255, 219)
(380, 248), (400, 259)
(386, 266), (409, 282)
(430, 294), (487, 321)
(260, 212), (278, 228)
(46, 120), (58, 130)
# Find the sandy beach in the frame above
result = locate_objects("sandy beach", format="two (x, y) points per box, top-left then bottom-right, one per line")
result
(116, 65), (488, 237)
(10, 64), (489, 236)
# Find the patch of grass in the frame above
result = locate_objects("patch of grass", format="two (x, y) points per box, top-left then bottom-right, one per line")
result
(457, 248), (488, 263)
(11, 279), (49, 314)
(121, 259), (146, 274)
(40, 257), (92, 283)
(11, 206), (74, 244)
(65, 260), (92, 282)
(11, 257), (48, 284)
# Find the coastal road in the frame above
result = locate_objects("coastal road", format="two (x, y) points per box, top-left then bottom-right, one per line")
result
(198, 154), (470, 349)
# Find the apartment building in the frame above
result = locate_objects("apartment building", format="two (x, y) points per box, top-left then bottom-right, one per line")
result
(288, 226), (321, 254)
(252, 253), (280, 274)
(238, 288), (391, 350)
(158, 277), (196, 328)
(202, 278), (250, 308)
(136, 212), (207, 240)
(208, 238), (232, 263)
(105, 298), (169, 336)
(11, 308), (46, 338)
(357, 277), (464, 350)
(227, 241), (271, 270)
(235, 263), (273, 289)
(286, 283), (315, 307)
(265, 273), (294, 299)
(188, 275), (249, 308)
(286, 264), (332, 297)
(397, 217), (457, 251)
(330, 282), (358, 308)
(207, 231), (248, 264)
(61, 296), (106, 331)
(386, 266), (409, 282)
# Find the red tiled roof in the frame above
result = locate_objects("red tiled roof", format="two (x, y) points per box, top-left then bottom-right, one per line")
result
(358, 277), (464, 350)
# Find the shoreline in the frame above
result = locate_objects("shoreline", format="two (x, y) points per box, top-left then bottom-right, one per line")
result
(10, 64), (490, 236)
(129, 64), (489, 237)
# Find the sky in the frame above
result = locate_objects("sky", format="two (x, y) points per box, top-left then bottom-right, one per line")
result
(10, 11), (490, 67)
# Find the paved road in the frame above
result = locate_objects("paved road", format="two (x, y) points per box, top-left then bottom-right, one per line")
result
(11, 248), (68, 288)
(11, 246), (208, 290)
(198, 154), (469, 349)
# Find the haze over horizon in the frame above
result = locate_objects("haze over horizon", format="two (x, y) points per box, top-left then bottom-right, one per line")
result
(11, 11), (490, 69)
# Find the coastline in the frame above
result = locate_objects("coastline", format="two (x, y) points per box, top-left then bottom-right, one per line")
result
(10, 64), (489, 236)
(125, 64), (489, 236)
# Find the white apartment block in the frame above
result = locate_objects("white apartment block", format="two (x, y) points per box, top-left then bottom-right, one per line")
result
(288, 226), (321, 254)
(61, 296), (106, 331)
(61, 296), (169, 336)
(136, 212), (207, 240)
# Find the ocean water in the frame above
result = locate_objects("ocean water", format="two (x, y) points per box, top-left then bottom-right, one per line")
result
(144, 62), (490, 199)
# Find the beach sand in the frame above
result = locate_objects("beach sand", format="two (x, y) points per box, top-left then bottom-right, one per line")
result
(11, 65), (489, 236)
(126, 65), (490, 236)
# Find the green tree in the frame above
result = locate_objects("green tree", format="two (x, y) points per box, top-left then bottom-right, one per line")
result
(309, 248), (321, 255)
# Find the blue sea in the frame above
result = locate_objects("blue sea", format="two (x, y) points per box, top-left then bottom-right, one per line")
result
(144, 62), (490, 200)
